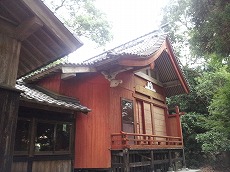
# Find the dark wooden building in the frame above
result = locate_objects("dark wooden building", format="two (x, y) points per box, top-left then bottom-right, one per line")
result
(0, 0), (82, 171)
(12, 83), (90, 172)
(21, 31), (190, 172)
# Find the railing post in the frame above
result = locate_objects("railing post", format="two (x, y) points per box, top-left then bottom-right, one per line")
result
(148, 136), (151, 145)
(121, 131), (128, 148)
(166, 137), (169, 145)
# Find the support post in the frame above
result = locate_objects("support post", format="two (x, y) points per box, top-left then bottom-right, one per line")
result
(150, 150), (155, 172)
(182, 148), (186, 168)
(168, 150), (173, 171)
(123, 149), (130, 172)
(0, 86), (20, 172)
(0, 33), (21, 172)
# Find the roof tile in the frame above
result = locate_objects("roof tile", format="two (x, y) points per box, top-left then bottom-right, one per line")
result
(16, 83), (91, 113)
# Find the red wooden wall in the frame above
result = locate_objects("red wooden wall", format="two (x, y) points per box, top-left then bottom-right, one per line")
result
(36, 73), (61, 93)
(109, 71), (135, 134)
(60, 74), (111, 169)
(36, 70), (184, 169)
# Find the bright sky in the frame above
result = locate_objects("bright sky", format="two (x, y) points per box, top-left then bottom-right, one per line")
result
(68, 0), (169, 63)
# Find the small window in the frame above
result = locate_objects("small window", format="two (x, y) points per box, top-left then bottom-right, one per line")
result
(121, 99), (134, 124)
(14, 116), (73, 155)
(35, 122), (72, 153)
(14, 119), (30, 153)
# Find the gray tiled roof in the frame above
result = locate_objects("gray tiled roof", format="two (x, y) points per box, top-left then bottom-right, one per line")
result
(19, 29), (189, 97)
(16, 83), (91, 113)
(83, 31), (167, 65)
(19, 30), (167, 82)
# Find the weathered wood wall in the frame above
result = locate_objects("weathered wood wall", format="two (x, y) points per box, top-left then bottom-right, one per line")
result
(11, 162), (27, 172)
(32, 160), (71, 172)
(0, 87), (20, 172)
(11, 160), (72, 172)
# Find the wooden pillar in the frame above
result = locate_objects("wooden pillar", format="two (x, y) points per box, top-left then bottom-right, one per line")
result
(182, 148), (186, 168)
(169, 150), (172, 167)
(175, 106), (183, 139)
(150, 150), (155, 171)
(0, 34), (21, 86)
(0, 33), (21, 172)
(123, 149), (130, 172)
(0, 86), (20, 172)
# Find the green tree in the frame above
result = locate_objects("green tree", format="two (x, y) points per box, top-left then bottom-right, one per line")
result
(189, 0), (230, 59)
(43, 0), (113, 46)
(161, 0), (194, 65)
(166, 66), (209, 168)
(196, 66), (230, 154)
(181, 112), (207, 167)
(162, 0), (230, 168)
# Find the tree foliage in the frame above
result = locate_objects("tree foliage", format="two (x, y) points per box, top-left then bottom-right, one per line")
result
(162, 0), (230, 168)
(181, 112), (207, 167)
(189, 0), (230, 58)
(43, 0), (113, 46)
(195, 64), (230, 152)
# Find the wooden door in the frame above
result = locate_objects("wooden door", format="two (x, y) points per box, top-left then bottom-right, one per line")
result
(152, 106), (166, 136)
(121, 99), (134, 133)
(143, 102), (153, 134)
(135, 100), (167, 138)
(135, 101), (153, 135)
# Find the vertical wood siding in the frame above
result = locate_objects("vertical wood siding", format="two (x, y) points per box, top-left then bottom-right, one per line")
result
(37, 73), (61, 93)
(109, 71), (135, 134)
(11, 162), (27, 172)
(61, 74), (111, 169)
(153, 106), (167, 136)
(134, 75), (167, 137)
(143, 102), (152, 134)
(135, 101), (143, 134)
(11, 160), (71, 172)
(167, 117), (178, 136)
(32, 160), (71, 172)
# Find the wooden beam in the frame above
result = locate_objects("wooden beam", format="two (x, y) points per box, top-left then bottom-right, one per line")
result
(20, 0), (83, 51)
(0, 18), (15, 38)
(133, 93), (167, 108)
(15, 16), (43, 41)
(0, 33), (21, 87)
(61, 73), (76, 80)
(19, 99), (75, 114)
(135, 85), (165, 102)
(163, 80), (181, 88)
(0, 16), (43, 41)
(135, 71), (163, 87)
(118, 40), (167, 67)
(62, 66), (97, 74)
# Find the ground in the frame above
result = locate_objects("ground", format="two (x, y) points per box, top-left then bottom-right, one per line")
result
(200, 166), (230, 172)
